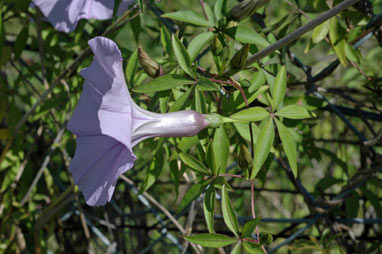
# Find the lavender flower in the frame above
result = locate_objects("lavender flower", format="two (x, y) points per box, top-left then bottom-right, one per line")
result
(32, 0), (135, 32)
(67, 37), (211, 206)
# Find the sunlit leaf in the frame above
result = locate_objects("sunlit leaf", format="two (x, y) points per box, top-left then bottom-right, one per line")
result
(162, 11), (214, 27)
(276, 105), (313, 119)
(187, 31), (215, 61)
(275, 118), (297, 177)
(271, 66), (286, 111)
(172, 34), (195, 77)
(133, 74), (194, 93)
(184, 233), (237, 248)
(225, 25), (270, 49)
(213, 125), (229, 174)
(230, 107), (269, 122)
(251, 117), (274, 179)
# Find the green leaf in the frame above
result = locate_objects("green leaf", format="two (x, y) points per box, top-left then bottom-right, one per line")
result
(204, 3), (216, 26)
(187, 31), (215, 61)
(206, 140), (217, 175)
(249, 70), (266, 93)
(213, 125), (229, 174)
(13, 26), (29, 60)
(345, 42), (360, 63)
(329, 17), (348, 67)
(194, 89), (206, 113)
(241, 218), (261, 238)
(203, 186), (216, 233)
(275, 118), (297, 178)
(242, 241), (263, 254)
(276, 105), (313, 119)
(225, 25), (270, 49)
(184, 233), (237, 248)
(126, 49), (139, 86)
(169, 86), (193, 112)
(251, 117), (274, 179)
(197, 77), (220, 91)
(271, 66), (286, 111)
(230, 107), (269, 122)
(161, 26), (172, 55)
(179, 153), (210, 175)
(162, 11), (213, 27)
(230, 241), (242, 254)
(312, 19), (330, 43)
(222, 185), (240, 236)
(133, 74), (194, 93)
(177, 182), (210, 213)
(214, 0), (228, 21)
(172, 34), (195, 77)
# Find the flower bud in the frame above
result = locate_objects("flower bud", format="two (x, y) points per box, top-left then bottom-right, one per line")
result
(229, 0), (270, 21)
(229, 43), (250, 71)
(260, 233), (273, 245)
(138, 46), (163, 78)
(211, 35), (224, 56)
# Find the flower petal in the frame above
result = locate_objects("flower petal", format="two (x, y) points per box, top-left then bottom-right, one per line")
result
(69, 135), (135, 206)
(67, 36), (137, 206)
(32, 0), (134, 32)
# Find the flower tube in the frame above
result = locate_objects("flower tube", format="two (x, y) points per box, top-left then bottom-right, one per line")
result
(68, 36), (214, 206)
(32, 0), (136, 32)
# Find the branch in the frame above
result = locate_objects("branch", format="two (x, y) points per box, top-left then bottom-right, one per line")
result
(225, 0), (361, 76)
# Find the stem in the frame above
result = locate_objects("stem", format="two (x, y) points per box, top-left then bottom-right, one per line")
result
(225, 0), (361, 76)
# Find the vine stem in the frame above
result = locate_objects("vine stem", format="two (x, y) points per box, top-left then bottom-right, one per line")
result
(225, 0), (361, 76)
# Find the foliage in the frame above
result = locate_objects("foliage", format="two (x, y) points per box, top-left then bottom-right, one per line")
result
(1, 0), (382, 253)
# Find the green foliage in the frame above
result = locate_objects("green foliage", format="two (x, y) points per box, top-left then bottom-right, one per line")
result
(1, 0), (382, 253)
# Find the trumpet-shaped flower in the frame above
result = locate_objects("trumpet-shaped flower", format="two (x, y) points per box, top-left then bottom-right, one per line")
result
(32, 0), (135, 32)
(67, 36), (212, 206)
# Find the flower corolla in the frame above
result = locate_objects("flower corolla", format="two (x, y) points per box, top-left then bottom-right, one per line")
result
(32, 0), (136, 32)
(68, 36), (210, 206)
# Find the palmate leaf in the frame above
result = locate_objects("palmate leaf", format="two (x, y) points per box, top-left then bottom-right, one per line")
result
(275, 118), (297, 178)
(184, 233), (237, 248)
(251, 117), (274, 179)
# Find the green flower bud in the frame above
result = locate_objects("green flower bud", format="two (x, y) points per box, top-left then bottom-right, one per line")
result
(229, 43), (250, 71)
(229, 0), (270, 21)
(260, 233), (273, 245)
(211, 35), (224, 56)
(138, 47), (163, 78)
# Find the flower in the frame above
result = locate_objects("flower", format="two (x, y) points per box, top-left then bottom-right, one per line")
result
(32, 0), (136, 32)
(67, 36), (211, 206)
